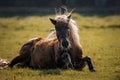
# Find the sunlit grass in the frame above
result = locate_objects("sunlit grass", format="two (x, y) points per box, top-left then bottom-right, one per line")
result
(0, 13), (120, 80)
(73, 13), (120, 28)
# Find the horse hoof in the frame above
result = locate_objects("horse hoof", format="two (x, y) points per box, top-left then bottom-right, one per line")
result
(8, 64), (13, 68)
(90, 69), (96, 72)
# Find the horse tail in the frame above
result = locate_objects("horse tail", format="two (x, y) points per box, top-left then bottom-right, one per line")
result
(0, 58), (9, 70)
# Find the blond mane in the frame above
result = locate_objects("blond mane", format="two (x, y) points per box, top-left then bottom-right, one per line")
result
(69, 18), (80, 46)
(46, 30), (57, 40)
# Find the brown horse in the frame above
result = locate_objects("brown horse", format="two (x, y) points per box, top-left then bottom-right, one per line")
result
(30, 13), (95, 71)
(9, 13), (95, 71)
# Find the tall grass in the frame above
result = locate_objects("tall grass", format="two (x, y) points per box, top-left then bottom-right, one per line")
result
(0, 13), (120, 80)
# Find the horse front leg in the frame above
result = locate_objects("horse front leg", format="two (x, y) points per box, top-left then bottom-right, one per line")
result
(83, 56), (95, 72)
(74, 56), (95, 72)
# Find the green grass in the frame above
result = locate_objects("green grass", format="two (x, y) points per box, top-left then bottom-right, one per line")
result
(0, 12), (120, 80)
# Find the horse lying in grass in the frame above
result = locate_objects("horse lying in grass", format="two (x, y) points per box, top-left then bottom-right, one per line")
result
(9, 13), (95, 71)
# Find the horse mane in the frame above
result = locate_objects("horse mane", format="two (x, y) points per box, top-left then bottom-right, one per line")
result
(69, 18), (80, 46)
(46, 30), (57, 40)
(46, 14), (81, 47)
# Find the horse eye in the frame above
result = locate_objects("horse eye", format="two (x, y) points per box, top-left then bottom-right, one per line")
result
(67, 29), (70, 36)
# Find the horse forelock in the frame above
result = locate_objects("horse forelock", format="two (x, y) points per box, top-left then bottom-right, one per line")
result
(55, 15), (68, 21)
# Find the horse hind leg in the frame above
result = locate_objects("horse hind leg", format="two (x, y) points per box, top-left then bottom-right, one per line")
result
(9, 55), (24, 68)
(9, 38), (41, 68)
(9, 54), (31, 68)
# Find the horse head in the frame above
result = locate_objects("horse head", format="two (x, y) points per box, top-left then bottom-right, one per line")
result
(49, 14), (72, 51)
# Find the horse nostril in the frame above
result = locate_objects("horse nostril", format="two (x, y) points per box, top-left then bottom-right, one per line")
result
(62, 40), (69, 48)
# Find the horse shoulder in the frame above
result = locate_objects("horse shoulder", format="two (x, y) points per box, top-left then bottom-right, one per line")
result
(53, 40), (60, 63)
(69, 44), (83, 61)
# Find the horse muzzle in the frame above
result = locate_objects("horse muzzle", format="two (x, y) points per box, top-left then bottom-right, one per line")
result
(60, 39), (71, 50)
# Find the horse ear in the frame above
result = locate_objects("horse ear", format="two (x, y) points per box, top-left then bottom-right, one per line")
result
(67, 14), (71, 22)
(49, 18), (56, 25)
(67, 8), (74, 19)
(67, 14), (71, 19)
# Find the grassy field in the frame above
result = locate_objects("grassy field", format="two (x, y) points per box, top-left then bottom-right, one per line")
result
(0, 8), (120, 80)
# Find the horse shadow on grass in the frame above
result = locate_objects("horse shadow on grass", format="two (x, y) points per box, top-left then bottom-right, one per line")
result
(39, 69), (61, 75)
